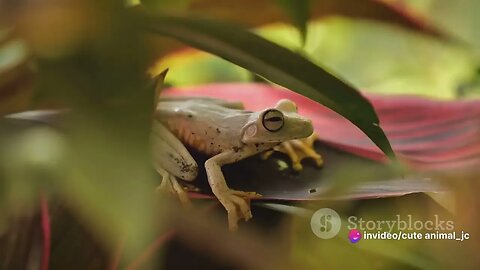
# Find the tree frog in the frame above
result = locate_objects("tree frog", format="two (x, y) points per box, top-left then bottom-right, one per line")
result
(152, 95), (323, 231)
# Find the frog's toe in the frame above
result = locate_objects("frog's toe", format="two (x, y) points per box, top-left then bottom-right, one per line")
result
(291, 138), (324, 168)
(220, 197), (242, 231)
(230, 195), (252, 221)
(292, 162), (303, 171)
(225, 206), (240, 232)
(229, 190), (261, 221)
(266, 132), (323, 171)
(157, 169), (191, 206)
(314, 156), (324, 167)
(260, 150), (274, 160)
(230, 190), (262, 199)
(218, 189), (261, 231)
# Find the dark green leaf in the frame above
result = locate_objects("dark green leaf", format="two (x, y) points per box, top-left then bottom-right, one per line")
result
(135, 10), (396, 160)
(277, 0), (310, 44)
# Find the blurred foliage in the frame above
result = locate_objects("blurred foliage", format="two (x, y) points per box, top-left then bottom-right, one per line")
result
(277, 0), (310, 44)
(381, 0), (435, 15)
(0, 28), (34, 115)
(2, 0), (163, 265)
(153, 18), (476, 99)
(295, 18), (474, 98)
(385, 0), (480, 96)
(427, 0), (480, 56)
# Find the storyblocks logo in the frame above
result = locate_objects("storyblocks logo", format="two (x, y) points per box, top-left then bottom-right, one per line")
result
(311, 209), (470, 243)
(310, 208), (341, 239)
(347, 215), (454, 232)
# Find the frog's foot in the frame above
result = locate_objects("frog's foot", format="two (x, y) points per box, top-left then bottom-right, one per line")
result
(181, 182), (201, 193)
(156, 168), (191, 206)
(262, 132), (323, 171)
(216, 189), (262, 231)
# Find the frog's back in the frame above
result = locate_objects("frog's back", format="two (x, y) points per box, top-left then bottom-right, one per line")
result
(156, 100), (251, 156)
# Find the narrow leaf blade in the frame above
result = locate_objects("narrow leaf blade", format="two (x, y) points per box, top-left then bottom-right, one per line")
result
(277, 0), (310, 44)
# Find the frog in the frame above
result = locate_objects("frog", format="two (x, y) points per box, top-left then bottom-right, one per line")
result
(151, 94), (323, 231)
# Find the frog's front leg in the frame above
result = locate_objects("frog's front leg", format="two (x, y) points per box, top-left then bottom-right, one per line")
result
(262, 132), (323, 171)
(205, 150), (261, 231)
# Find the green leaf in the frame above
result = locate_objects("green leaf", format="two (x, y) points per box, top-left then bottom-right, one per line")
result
(135, 11), (396, 160)
(277, 0), (310, 44)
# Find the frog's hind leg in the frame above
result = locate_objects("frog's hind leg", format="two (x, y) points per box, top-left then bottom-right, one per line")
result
(151, 120), (198, 204)
(156, 167), (191, 205)
(152, 120), (198, 180)
(262, 132), (323, 171)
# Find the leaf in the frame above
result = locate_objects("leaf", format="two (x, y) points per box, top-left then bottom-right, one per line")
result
(146, 0), (454, 55)
(154, 19), (474, 98)
(135, 10), (396, 160)
(185, 0), (449, 39)
(0, 28), (34, 116)
(276, 0), (310, 44)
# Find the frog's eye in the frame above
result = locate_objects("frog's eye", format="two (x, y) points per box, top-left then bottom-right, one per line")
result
(262, 109), (284, 132)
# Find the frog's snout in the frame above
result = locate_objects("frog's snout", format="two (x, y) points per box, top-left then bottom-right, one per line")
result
(291, 117), (314, 139)
(302, 118), (314, 136)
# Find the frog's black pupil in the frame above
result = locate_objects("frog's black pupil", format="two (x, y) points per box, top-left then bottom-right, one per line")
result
(266, 116), (282, 122)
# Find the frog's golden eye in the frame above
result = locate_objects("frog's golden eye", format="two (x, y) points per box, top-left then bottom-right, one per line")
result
(262, 109), (284, 132)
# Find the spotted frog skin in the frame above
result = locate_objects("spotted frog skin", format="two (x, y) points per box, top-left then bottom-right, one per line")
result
(152, 96), (322, 231)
